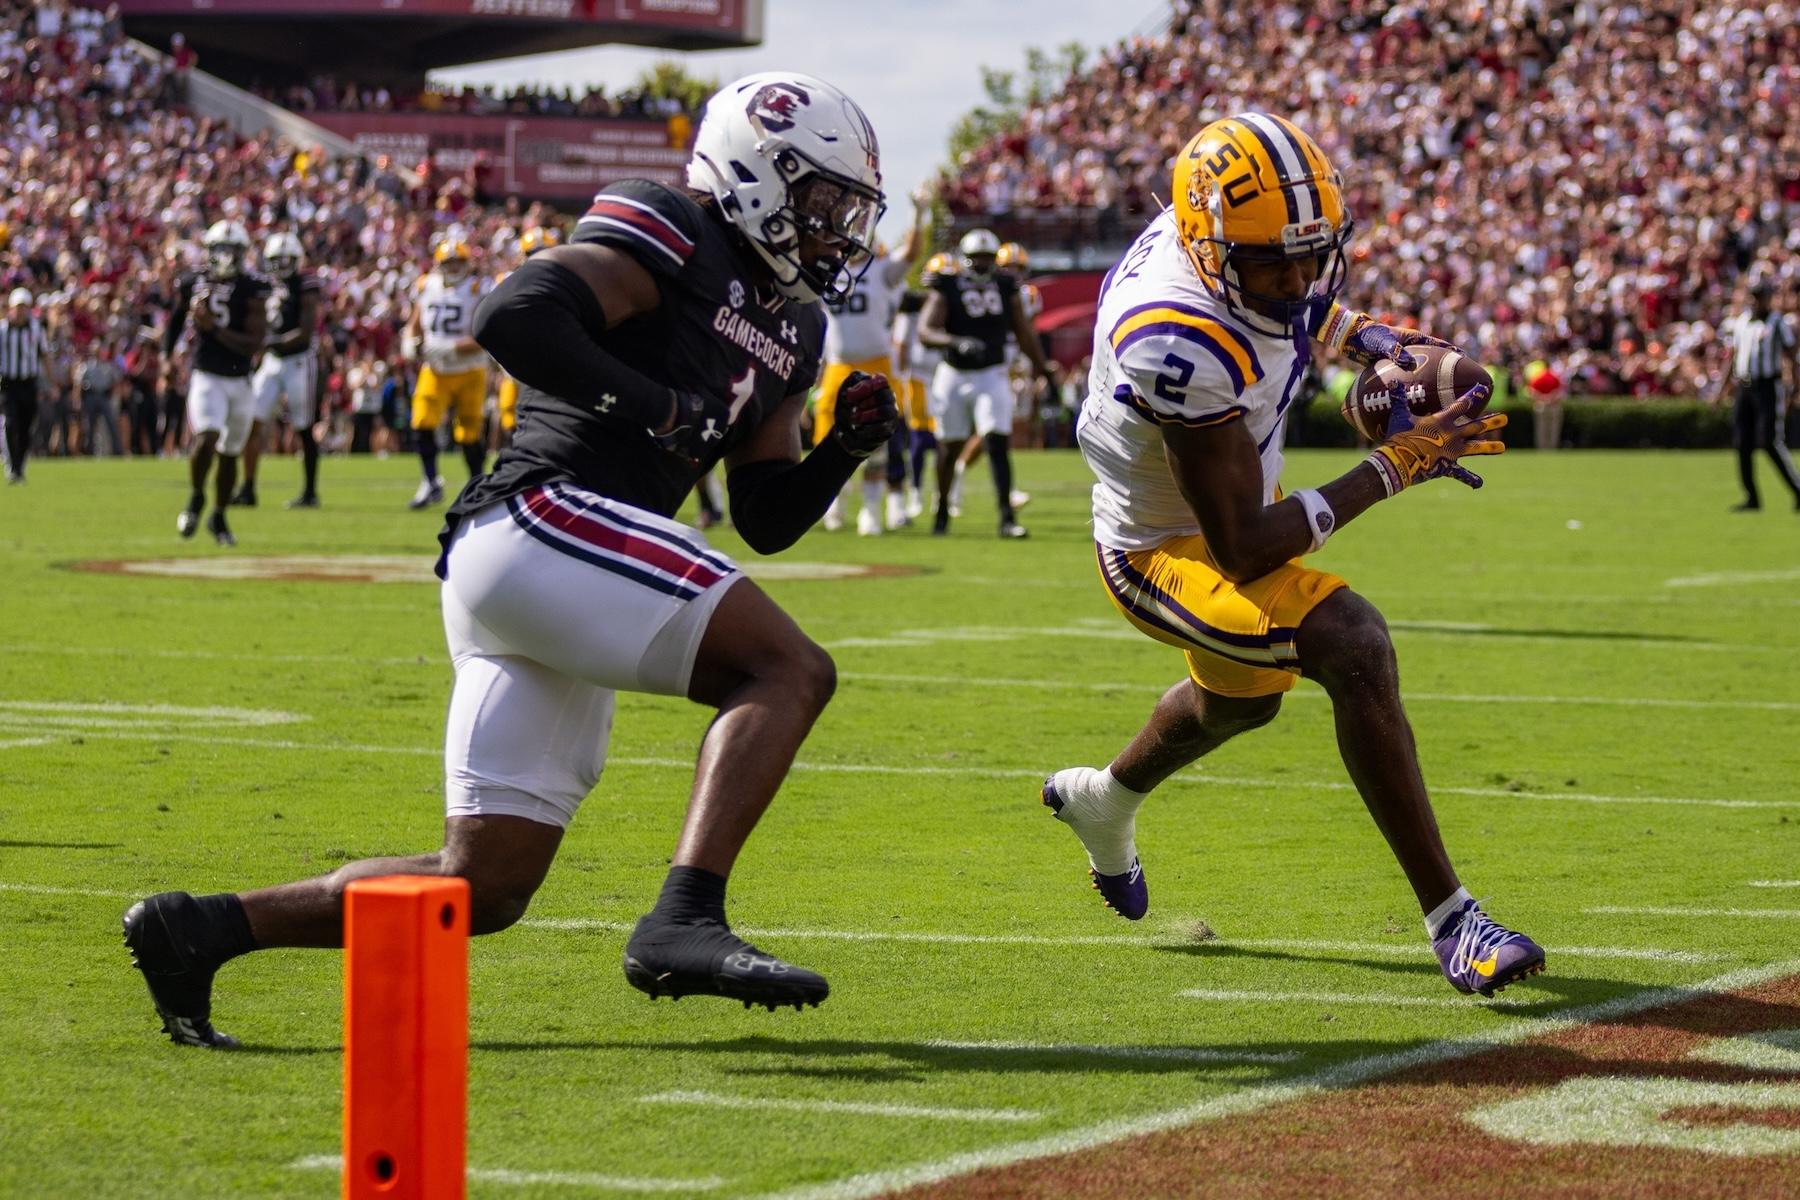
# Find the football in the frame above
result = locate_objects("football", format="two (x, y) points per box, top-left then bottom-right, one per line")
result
(1341, 344), (1492, 442)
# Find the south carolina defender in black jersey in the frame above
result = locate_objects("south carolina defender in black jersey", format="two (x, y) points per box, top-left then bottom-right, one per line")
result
(236, 232), (324, 509)
(122, 72), (898, 1047)
(163, 220), (269, 546)
(918, 227), (1057, 537)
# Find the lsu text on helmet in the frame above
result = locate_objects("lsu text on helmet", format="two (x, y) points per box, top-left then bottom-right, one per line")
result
(263, 231), (304, 274)
(958, 228), (1000, 278)
(202, 220), (251, 280)
(1172, 112), (1353, 337)
(686, 71), (885, 304)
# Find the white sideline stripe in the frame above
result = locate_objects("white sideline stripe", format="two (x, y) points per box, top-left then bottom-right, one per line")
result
(1588, 905), (1800, 919)
(0, 737), (53, 750)
(1665, 568), (1800, 589)
(840, 674), (1800, 713)
(1, 724), (1781, 811)
(921, 1039), (1300, 1065)
(518, 916), (1720, 964)
(4, 646), (1795, 713)
(290, 1155), (723, 1192)
(0, 882), (136, 898)
(1750, 881), (1800, 889)
(639, 1090), (1041, 1123)
(1178, 988), (1548, 1011)
(753, 956), (1800, 1200)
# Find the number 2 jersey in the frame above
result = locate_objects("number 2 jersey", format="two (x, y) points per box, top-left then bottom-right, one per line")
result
(445, 179), (826, 530)
(165, 271), (273, 378)
(1079, 209), (1317, 550)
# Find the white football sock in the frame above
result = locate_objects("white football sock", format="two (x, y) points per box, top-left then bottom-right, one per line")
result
(861, 478), (883, 515)
(1425, 886), (1474, 939)
(1049, 766), (1146, 876)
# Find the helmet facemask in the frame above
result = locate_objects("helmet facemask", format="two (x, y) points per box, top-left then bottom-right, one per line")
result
(207, 242), (245, 280)
(1192, 216), (1354, 338)
(751, 149), (883, 304)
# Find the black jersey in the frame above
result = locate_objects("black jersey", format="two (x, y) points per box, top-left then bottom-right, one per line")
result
(267, 270), (322, 356)
(166, 271), (271, 378)
(931, 268), (1018, 370)
(447, 179), (826, 528)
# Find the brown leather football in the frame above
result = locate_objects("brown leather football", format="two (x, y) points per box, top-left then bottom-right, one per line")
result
(1342, 345), (1491, 442)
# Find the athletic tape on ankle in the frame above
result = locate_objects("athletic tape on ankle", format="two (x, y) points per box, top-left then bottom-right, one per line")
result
(1293, 488), (1336, 552)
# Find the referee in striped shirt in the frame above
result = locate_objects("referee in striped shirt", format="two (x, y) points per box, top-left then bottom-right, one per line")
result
(1, 287), (50, 484)
(1713, 282), (1800, 512)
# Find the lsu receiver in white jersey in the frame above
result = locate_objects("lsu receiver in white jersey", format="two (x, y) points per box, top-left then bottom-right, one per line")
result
(418, 272), (491, 376)
(1078, 209), (1312, 551)
(823, 254), (908, 365)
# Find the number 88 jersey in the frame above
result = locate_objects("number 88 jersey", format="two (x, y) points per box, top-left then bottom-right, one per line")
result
(930, 266), (1017, 370)
(1078, 209), (1308, 550)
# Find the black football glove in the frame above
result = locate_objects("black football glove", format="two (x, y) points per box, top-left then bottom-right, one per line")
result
(831, 370), (901, 458)
(648, 389), (732, 468)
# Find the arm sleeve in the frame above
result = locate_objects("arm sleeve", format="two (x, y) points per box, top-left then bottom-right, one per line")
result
(569, 180), (702, 280)
(471, 255), (671, 428)
(163, 278), (191, 356)
(1108, 303), (1264, 428)
(726, 438), (863, 555)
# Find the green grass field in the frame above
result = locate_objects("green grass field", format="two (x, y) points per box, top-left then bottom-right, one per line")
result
(2, 447), (1798, 1197)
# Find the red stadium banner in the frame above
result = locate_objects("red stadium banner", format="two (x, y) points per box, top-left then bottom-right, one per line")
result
(111, 0), (744, 31)
(309, 113), (690, 202)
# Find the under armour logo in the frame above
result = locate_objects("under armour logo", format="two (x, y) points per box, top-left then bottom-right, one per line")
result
(595, 393), (617, 413)
(728, 280), (746, 309)
(779, 320), (798, 344)
(700, 418), (724, 442)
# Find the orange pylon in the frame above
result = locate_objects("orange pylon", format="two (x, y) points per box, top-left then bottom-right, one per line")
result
(343, 876), (469, 1200)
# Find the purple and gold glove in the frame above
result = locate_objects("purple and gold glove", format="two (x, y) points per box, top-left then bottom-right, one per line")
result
(1317, 302), (1459, 371)
(1366, 382), (1505, 495)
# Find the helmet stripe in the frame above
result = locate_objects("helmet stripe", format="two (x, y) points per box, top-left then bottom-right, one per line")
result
(1241, 112), (1326, 226)
(1230, 117), (1300, 225)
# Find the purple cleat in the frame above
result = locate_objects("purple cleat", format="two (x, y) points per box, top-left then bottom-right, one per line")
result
(1042, 773), (1148, 920)
(1432, 898), (1545, 997)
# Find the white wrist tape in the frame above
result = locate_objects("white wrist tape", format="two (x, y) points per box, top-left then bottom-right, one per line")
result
(1293, 488), (1337, 552)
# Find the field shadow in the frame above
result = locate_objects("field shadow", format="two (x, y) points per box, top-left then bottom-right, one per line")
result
(1161, 941), (1640, 1014)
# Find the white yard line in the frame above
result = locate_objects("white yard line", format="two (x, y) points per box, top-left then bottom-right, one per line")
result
(752, 956), (1800, 1200)
(639, 1090), (1042, 1123)
(1749, 881), (1800, 889)
(0, 882), (136, 899)
(1177, 988), (1549, 1010)
(1587, 905), (1800, 919)
(920, 1039), (1299, 1065)
(0, 736), (53, 750)
(1665, 568), (1800, 589)
(519, 916), (1721, 964)
(289, 1155), (722, 1192)
(2, 724), (1781, 810)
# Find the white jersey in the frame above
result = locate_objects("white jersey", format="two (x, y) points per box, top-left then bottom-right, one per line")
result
(1078, 210), (1310, 550)
(824, 255), (908, 364)
(898, 307), (941, 380)
(417, 271), (490, 375)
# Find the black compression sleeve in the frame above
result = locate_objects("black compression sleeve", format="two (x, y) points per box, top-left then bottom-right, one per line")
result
(472, 256), (671, 427)
(726, 439), (862, 555)
(163, 283), (190, 356)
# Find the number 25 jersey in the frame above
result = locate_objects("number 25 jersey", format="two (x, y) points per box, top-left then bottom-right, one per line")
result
(1078, 209), (1311, 550)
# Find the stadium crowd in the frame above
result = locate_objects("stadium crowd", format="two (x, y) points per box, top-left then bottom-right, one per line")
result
(0, 0), (557, 459)
(252, 75), (693, 123)
(943, 0), (1800, 397)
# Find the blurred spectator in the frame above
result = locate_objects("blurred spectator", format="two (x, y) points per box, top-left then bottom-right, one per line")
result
(945, 0), (1800, 397)
(123, 325), (160, 455)
(75, 336), (123, 455)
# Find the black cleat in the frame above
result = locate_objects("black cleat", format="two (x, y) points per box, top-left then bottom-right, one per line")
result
(623, 915), (828, 1010)
(176, 500), (203, 539)
(931, 508), (950, 537)
(285, 493), (319, 509)
(998, 520), (1030, 540)
(207, 510), (236, 547)
(229, 483), (257, 508)
(122, 893), (238, 1048)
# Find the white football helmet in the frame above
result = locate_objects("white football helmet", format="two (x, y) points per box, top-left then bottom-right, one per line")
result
(958, 228), (1000, 279)
(263, 231), (303, 275)
(202, 220), (251, 279)
(686, 71), (885, 303)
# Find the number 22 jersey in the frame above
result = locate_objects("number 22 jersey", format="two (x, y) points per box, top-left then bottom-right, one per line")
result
(1078, 209), (1312, 550)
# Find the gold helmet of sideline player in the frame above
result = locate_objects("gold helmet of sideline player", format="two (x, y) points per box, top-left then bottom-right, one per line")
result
(923, 250), (956, 276)
(996, 241), (1029, 272)
(518, 226), (562, 257)
(434, 237), (473, 283)
(1171, 111), (1352, 336)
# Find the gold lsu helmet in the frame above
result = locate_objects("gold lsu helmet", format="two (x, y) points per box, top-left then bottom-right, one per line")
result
(924, 250), (956, 276)
(518, 226), (562, 257)
(1172, 112), (1352, 335)
(433, 237), (473, 278)
(996, 242), (1029, 271)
